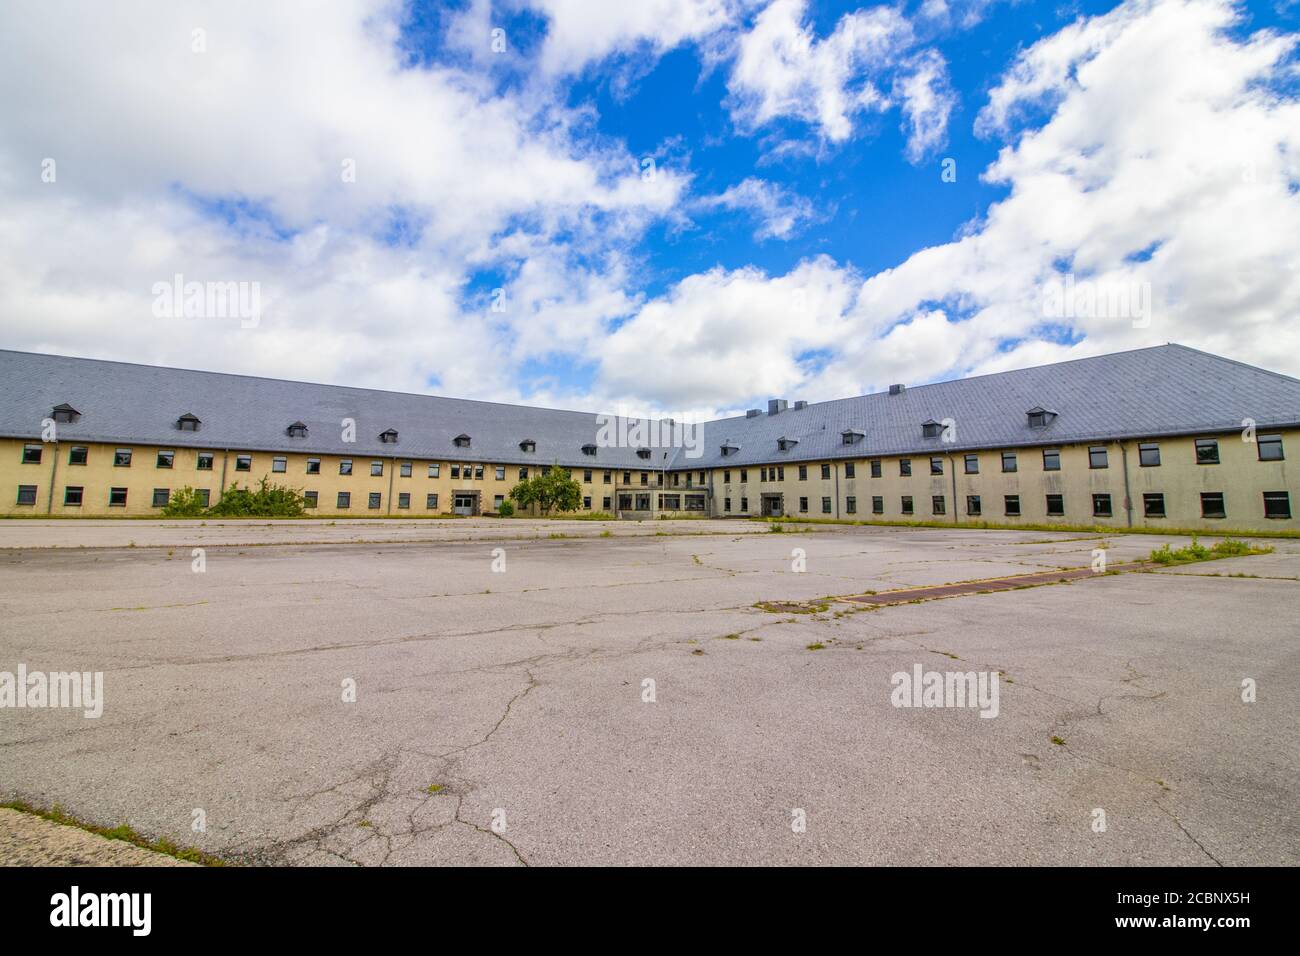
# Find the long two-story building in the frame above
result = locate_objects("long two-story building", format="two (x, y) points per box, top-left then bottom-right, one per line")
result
(0, 344), (1296, 531)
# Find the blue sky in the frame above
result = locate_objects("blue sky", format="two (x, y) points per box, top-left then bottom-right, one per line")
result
(1, 0), (1297, 416)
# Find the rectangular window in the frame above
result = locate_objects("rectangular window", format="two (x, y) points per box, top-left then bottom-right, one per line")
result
(723, 470), (731, 484)
(1042, 448), (1060, 471)
(932, 495), (945, 515)
(109, 487), (128, 507)
(196, 490), (209, 507)
(22, 443), (42, 464)
(1004, 495), (1020, 517)
(901, 495), (914, 515)
(371, 461), (383, 477)
(1045, 494), (1064, 516)
(1263, 491), (1291, 519)
(798, 465), (808, 481)
(428, 463), (441, 478)
(870, 459), (882, 478)
(582, 469), (592, 483)
(1002, 451), (1017, 473)
(1194, 439), (1219, 465)
(685, 495), (706, 512)
(872, 496), (883, 514)
(398, 492), (410, 509)
(337, 492), (351, 509)
(496, 495), (507, 511)
(368, 492), (382, 509)
(641, 472), (649, 486)
(964, 454), (978, 475)
(157, 450), (174, 469)
(1092, 494), (1112, 518)
(603, 470), (612, 484)
(1089, 446), (1108, 469)
(68, 446), (88, 465)
(272, 456), (287, 473)
(821, 497), (832, 514)
(821, 464), (831, 480)
(426, 493), (439, 510)
(306, 458), (320, 474)
(451, 464), (461, 479)
(400, 461), (412, 478)
(64, 486), (83, 506)
(304, 491), (318, 509)
(152, 488), (170, 508)
(16, 484), (37, 505)
(899, 459), (912, 477)
(1143, 493), (1166, 518)
(472, 465), (483, 480)
(930, 457), (943, 476)
(491, 466), (504, 481)
(1258, 434), (1284, 461)
(339, 459), (353, 476)
(582, 496), (591, 510)
(724, 497), (732, 512)
(602, 497), (611, 511)
(235, 455), (251, 471)
(777, 466), (784, 481)
(740, 497), (749, 512)
(660, 494), (680, 510)
(844, 462), (855, 479)
(519, 467), (528, 480)
(197, 452), (214, 471)
(1200, 492), (1225, 519)
(1139, 442), (1161, 467)
(846, 496), (856, 514)
(799, 496), (808, 513)
(966, 495), (981, 516)
(115, 448), (132, 467)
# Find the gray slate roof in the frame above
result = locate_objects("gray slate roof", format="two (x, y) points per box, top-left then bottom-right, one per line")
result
(1, 345), (1297, 470)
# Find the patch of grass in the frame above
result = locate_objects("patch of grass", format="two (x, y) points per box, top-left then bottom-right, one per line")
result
(1050, 736), (1066, 746)
(426, 784), (444, 794)
(0, 800), (225, 866)
(691, 648), (705, 656)
(599, 530), (612, 537)
(806, 642), (826, 651)
(754, 599), (830, 614)
(1148, 537), (1273, 566)
(720, 633), (741, 640)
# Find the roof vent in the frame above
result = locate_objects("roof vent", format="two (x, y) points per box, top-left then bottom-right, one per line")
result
(720, 442), (740, 456)
(52, 403), (81, 424)
(767, 399), (788, 415)
(454, 433), (471, 447)
(636, 447), (651, 459)
(1026, 407), (1058, 428)
(793, 400), (807, 410)
(176, 412), (201, 432)
(889, 384), (905, 396)
(777, 436), (799, 451)
(841, 429), (864, 445)
(581, 443), (597, 456)
(520, 439), (536, 452)
(379, 428), (399, 444)
(921, 419), (943, 438)
(745, 408), (761, 418)
(286, 421), (308, 438)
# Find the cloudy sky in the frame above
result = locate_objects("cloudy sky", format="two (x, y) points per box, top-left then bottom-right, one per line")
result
(0, 0), (1297, 419)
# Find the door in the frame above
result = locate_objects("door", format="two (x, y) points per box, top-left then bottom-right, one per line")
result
(454, 493), (476, 515)
(761, 494), (783, 517)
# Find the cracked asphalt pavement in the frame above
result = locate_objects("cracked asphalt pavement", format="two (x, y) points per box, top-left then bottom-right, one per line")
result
(1, 519), (1296, 865)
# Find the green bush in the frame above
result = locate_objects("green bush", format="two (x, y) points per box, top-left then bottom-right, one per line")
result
(497, 500), (515, 517)
(161, 486), (207, 517)
(205, 478), (307, 517)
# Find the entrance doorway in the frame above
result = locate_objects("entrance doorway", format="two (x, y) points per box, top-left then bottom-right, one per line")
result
(453, 492), (480, 516)
(761, 493), (784, 517)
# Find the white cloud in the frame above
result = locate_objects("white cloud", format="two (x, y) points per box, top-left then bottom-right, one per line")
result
(895, 49), (957, 161)
(693, 177), (816, 239)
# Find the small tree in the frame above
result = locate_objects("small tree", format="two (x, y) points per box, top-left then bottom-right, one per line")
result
(508, 465), (581, 515)
(207, 478), (307, 517)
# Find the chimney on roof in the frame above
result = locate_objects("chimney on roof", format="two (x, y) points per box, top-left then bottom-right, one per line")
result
(888, 384), (905, 396)
(767, 399), (788, 415)
(793, 400), (807, 410)
(746, 408), (761, 418)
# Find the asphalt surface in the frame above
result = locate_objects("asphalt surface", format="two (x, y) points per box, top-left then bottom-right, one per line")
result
(0, 520), (1296, 865)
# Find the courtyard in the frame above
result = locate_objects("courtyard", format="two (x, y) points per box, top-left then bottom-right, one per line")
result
(0, 518), (1296, 865)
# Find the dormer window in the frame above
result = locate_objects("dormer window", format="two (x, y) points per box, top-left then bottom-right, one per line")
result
(52, 403), (80, 424)
(636, 447), (651, 460)
(921, 420), (943, 438)
(1026, 407), (1058, 428)
(841, 429), (864, 445)
(287, 421), (308, 438)
(581, 444), (597, 456)
(777, 437), (798, 451)
(454, 434), (471, 448)
(176, 412), (201, 432)
(720, 442), (740, 456)
(379, 428), (399, 444)
(520, 439), (536, 452)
